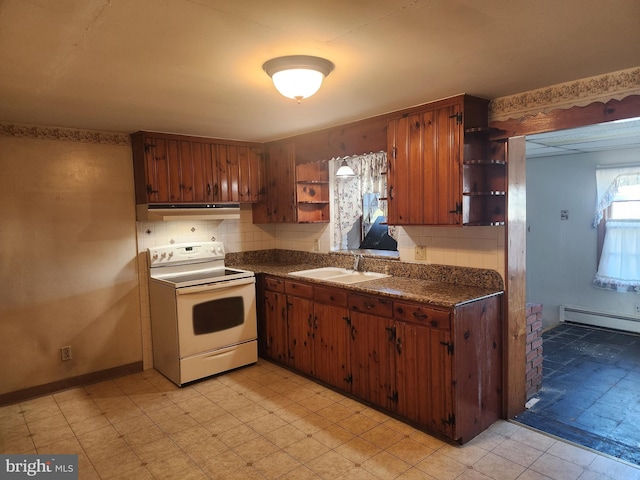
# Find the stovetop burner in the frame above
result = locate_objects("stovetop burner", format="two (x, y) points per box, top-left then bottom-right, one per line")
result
(157, 268), (252, 285)
(148, 242), (254, 288)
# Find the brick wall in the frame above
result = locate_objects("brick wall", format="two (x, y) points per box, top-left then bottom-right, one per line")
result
(526, 303), (543, 400)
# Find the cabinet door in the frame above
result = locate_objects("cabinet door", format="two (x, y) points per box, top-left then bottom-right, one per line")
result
(387, 111), (437, 225)
(187, 140), (211, 202)
(238, 146), (265, 203)
(287, 295), (315, 376)
(141, 135), (172, 203)
(252, 142), (296, 223)
(313, 302), (350, 390)
(263, 289), (289, 365)
(387, 102), (463, 225)
(394, 322), (455, 438)
(214, 144), (240, 202)
(434, 102), (462, 225)
(349, 311), (395, 410)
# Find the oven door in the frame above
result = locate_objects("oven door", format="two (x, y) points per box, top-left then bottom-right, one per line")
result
(175, 277), (257, 358)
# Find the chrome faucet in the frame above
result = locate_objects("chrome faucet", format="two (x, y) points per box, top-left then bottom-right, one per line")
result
(352, 252), (364, 272)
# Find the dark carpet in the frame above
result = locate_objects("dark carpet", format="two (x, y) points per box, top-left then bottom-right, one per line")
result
(514, 323), (640, 466)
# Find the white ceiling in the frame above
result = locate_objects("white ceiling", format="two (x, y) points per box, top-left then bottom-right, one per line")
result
(1, 0), (639, 143)
(526, 118), (640, 158)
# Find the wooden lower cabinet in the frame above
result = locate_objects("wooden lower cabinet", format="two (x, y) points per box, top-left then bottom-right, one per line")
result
(313, 287), (351, 391)
(259, 274), (502, 443)
(348, 294), (396, 411)
(285, 283), (315, 376)
(263, 288), (288, 365)
(394, 321), (454, 438)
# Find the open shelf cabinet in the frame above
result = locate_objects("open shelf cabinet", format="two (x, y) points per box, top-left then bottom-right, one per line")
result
(462, 132), (507, 226)
(295, 161), (330, 223)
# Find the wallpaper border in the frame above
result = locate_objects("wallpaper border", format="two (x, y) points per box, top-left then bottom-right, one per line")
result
(0, 123), (130, 146)
(489, 66), (640, 121)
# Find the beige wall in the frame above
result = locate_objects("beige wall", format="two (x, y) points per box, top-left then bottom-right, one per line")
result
(0, 135), (141, 395)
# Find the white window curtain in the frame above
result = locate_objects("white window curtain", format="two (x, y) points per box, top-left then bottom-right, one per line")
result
(593, 166), (640, 292)
(593, 220), (640, 292)
(333, 151), (394, 250)
(593, 167), (640, 227)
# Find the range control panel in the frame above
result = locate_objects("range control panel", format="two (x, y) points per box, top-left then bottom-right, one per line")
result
(148, 242), (225, 266)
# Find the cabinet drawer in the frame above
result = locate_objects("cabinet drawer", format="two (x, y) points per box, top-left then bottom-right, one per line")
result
(285, 280), (314, 298)
(264, 276), (284, 292)
(314, 286), (348, 307)
(349, 293), (393, 318)
(394, 302), (451, 329)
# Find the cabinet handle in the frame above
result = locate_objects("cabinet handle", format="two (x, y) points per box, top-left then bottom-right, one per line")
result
(385, 326), (396, 342)
(389, 186), (394, 200)
(412, 312), (428, 320)
(396, 337), (402, 354)
(146, 184), (158, 194)
(448, 202), (462, 215)
(350, 326), (356, 341)
(363, 302), (375, 310)
(207, 183), (211, 195)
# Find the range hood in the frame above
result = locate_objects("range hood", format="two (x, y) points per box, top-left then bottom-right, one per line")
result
(136, 203), (241, 221)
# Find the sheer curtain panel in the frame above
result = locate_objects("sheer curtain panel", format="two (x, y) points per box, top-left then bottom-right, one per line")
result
(593, 165), (640, 292)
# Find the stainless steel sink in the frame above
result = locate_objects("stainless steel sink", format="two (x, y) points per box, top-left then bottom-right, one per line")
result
(289, 267), (390, 284)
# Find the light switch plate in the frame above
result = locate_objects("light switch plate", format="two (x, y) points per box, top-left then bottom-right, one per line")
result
(415, 245), (427, 261)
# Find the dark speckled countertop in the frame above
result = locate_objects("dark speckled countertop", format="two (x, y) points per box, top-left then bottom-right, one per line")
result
(227, 250), (503, 309)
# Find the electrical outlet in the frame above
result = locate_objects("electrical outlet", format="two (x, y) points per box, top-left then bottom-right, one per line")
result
(314, 239), (320, 251)
(415, 245), (427, 261)
(61, 346), (72, 361)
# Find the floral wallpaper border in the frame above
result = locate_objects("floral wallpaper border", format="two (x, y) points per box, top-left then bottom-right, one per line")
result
(0, 122), (130, 146)
(489, 66), (640, 121)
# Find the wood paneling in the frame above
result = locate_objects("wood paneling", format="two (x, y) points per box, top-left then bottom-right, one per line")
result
(490, 94), (640, 139)
(505, 135), (527, 418)
(293, 117), (388, 164)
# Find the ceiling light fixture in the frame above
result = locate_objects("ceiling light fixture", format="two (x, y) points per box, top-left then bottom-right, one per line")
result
(263, 55), (334, 102)
(336, 159), (355, 177)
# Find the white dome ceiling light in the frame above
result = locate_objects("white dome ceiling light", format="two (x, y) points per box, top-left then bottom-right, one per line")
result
(263, 55), (334, 102)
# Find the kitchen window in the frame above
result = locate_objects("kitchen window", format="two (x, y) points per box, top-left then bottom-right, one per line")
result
(332, 152), (397, 253)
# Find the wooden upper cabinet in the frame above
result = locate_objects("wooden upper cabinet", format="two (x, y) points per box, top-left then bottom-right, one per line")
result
(241, 147), (265, 203)
(387, 95), (490, 226)
(131, 131), (264, 205)
(252, 142), (297, 223)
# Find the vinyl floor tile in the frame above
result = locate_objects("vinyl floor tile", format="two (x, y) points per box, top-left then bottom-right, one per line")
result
(1, 357), (639, 479)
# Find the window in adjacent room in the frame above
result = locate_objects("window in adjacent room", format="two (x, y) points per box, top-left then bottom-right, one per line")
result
(593, 167), (640, 292)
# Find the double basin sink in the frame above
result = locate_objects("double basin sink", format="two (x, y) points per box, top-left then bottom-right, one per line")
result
(289, 267), (390, 285)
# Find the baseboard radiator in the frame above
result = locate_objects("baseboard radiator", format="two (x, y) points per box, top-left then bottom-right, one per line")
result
(560, 305), (640, 334)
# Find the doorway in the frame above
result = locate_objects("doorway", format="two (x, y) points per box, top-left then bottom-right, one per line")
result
(514, 120), (640, 464)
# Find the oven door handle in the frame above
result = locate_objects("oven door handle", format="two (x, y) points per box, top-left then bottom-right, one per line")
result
(176, 277), (255, 295)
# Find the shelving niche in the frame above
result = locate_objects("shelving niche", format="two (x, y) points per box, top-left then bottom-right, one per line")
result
(463, 130), (507, 226)
(295, 161), (330, 223)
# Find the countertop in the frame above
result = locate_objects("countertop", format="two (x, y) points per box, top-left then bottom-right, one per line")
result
(230, 260), (503, 308)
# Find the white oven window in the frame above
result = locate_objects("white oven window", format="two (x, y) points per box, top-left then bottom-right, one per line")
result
(193, 296), (245, 334)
